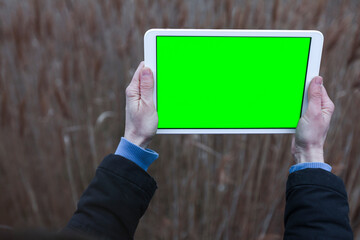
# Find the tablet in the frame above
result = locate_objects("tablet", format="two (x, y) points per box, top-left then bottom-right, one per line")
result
(144, 29), (323, 134)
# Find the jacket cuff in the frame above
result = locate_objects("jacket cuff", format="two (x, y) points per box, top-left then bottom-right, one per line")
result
(99, 154), (157, 198)
(287, 168), (347, 198)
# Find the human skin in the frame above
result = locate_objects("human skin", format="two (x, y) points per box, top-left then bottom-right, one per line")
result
(291, 76), (335, 163)
(124, 63), (334, 163)
(124, 61), (158, 149)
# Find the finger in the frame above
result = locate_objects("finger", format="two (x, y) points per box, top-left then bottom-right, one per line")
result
(139, 67), (154, 102)
(306, 76), (323, 119)
(321, 84), (335, 123)
(126, 61), (145, 98)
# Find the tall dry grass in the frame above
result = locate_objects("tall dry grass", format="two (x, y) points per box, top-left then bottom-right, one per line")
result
(0, 0), (360, 239)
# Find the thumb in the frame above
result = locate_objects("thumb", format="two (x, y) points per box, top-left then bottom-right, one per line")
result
(139, 67), (154, 102)
(306, 76), (323, 118)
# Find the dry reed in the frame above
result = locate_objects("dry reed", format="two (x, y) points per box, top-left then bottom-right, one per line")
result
(0, 0), (360, 239)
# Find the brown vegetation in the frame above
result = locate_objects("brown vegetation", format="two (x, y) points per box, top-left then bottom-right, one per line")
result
(0, 0), (360, 239)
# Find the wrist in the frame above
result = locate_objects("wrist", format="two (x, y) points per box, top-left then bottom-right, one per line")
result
(293, 147), (324, 163)
(124, 132), (151, 149)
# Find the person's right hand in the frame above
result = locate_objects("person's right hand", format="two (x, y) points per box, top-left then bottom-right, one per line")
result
(291, 76), (335, 163)
(124, 62), (158, 149)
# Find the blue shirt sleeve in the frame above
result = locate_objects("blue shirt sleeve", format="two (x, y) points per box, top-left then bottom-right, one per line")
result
(115, 137), (159, 171)
(289, 162), (332, 174)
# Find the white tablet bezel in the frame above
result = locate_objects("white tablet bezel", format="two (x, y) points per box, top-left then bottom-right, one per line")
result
(144, 29), (323, 134)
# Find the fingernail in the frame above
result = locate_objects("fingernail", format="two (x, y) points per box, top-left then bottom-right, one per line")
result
(142, 68), (152, 77)
(315, 77), (323, 85)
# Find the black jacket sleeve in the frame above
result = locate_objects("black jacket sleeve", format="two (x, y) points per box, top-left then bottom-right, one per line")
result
(284, 168), (353, 240)
(63, 154), (157, 240)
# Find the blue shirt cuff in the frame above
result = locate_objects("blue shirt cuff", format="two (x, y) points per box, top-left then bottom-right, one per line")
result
(115, 137), (159, 171)
(289, 162), (332, 174)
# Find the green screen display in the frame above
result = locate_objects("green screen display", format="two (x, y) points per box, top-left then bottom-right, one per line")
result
(156, 36), (311, 129)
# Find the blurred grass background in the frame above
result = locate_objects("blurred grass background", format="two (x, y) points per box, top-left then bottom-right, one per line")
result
(0, 0), (360, 239)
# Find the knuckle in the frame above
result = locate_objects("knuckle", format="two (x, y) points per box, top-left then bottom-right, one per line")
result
(125, 86), (132, 97)
(141, 81), (153, 90)
(329, 101), (335, 113)
(312, 91), (322, 99)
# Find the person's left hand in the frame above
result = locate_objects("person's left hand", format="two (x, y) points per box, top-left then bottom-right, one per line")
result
(124, 62), (158, 148)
